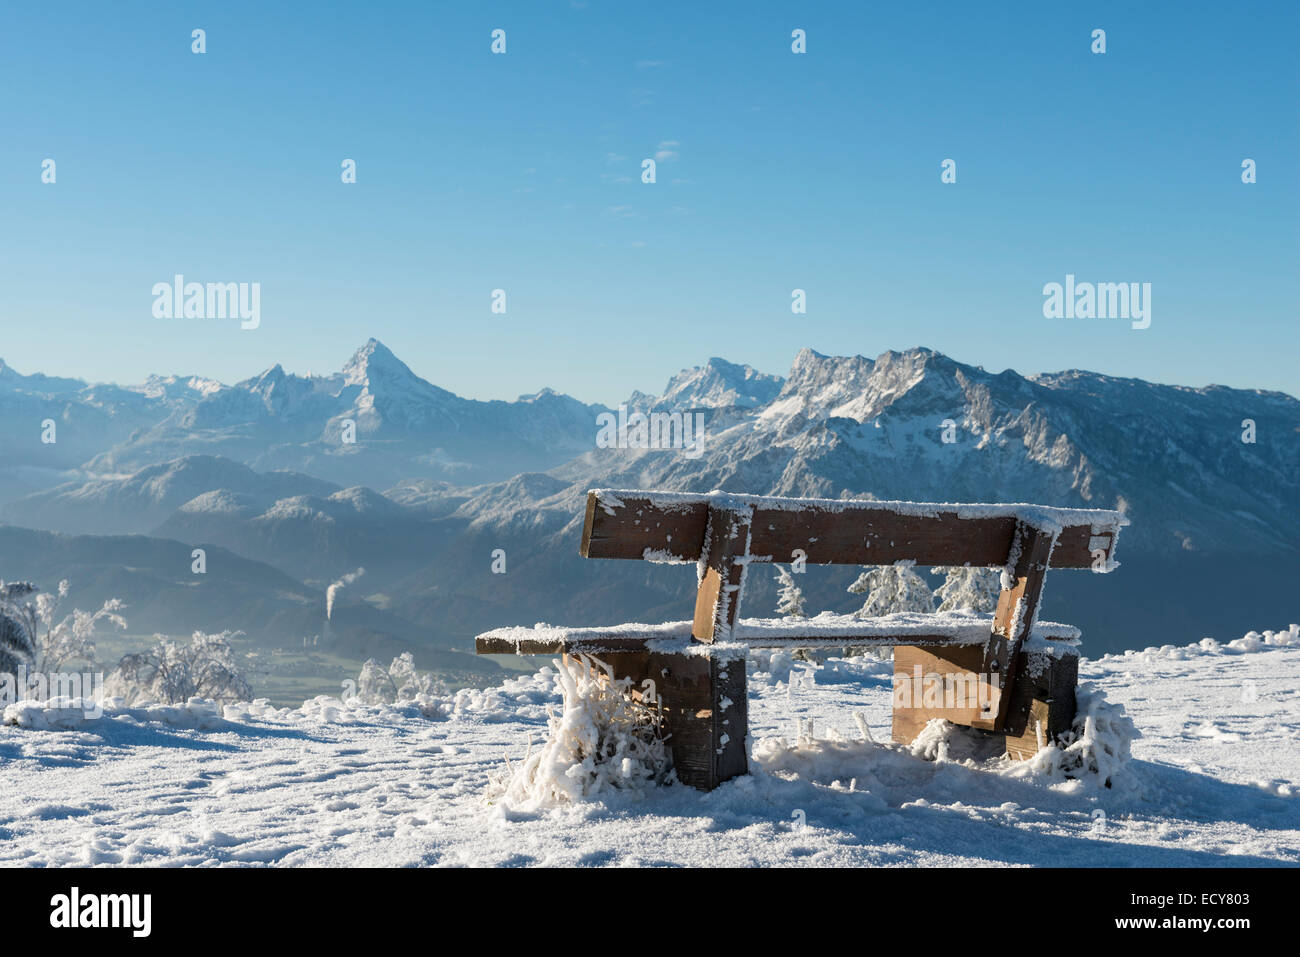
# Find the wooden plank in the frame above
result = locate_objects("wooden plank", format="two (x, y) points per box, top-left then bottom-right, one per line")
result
(580, 493), (707, 561)
(1054, 525), (1115, 569)
(579, 491), (1117, 569)
(564, 651), (696, 787)
(691, 503), (752, 643)
(891, 644), (991, 745)
(711, 656), (748, 785)
(751, 507), (1016, 566)
(972, 523), (1056, 732)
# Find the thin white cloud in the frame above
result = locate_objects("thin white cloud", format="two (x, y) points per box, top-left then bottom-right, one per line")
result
(655, 140), (680, 162)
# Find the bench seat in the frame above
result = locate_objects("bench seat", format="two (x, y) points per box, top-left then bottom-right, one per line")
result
(475, 610), (1082, 656)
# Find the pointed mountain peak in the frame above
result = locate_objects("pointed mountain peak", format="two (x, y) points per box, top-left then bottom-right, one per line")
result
(341, 338), (421, 387)
(238, 362), (293, 399)
(337, 339), (458, 427)
(351, 337), (393, 361)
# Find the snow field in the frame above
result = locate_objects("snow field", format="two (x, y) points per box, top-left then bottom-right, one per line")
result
(0, 627), (1296, 867)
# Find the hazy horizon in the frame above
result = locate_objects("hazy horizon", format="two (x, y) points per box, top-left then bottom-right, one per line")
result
(6, 337), (1297, 408)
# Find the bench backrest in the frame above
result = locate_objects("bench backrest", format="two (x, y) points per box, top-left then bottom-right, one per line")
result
(581, 489), (1125, 570)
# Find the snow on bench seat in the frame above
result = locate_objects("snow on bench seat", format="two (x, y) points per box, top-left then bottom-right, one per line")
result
(475, 611), (1082, 657)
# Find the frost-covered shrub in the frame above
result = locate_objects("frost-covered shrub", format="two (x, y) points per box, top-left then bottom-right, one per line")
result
(107, 631), (251, 705)
(353, 652), (448, 707)
(933, 566), (1001, 613)
(1015, 684), (1140, 790)
(491, 653), (669, 807)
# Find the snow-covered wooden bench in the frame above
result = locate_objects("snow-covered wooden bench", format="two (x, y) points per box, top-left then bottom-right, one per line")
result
(476, 489), (1127, 790)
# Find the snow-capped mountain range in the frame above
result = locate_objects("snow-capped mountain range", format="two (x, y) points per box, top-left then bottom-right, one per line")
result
(2, 341), (1296, 658)
(0, 339), (607, 494)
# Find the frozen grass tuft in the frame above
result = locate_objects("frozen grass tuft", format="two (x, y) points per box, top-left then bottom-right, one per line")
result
(1007, 684), (1140, 791)
(490, 653), (670, 808)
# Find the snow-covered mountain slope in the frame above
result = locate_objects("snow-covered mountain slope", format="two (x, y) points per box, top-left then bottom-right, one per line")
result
(154, 483), (450, 583)
(0, 365), (175, 480)
(2, 627), (1296, 867)
(3, 455), (341, 536)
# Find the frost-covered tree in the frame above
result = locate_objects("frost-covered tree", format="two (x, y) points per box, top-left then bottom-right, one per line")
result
(34, 581), (124, 673)
(848, 563), (936, 617)
(0, 579), (123, 678)
(354, 652), (447, 705)
(108, 630), (251, 705)
(0, 581), (39, 678)
(934, 566), (1003, 613)
(773, 564), (806, 618)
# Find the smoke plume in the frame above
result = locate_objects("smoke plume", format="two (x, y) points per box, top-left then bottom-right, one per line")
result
(326, 567), (365, 620)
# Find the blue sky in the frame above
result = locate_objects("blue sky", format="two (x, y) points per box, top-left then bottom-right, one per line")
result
(1, 1), (1296, 402)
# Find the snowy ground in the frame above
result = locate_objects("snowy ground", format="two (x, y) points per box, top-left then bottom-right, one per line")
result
(1, 627), (1298, 867)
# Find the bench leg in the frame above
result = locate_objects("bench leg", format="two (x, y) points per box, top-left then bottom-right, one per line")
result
(892, 644), (1077, 759)
(590, 649), (748, 791)
(1001, 649), (1078, 760)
